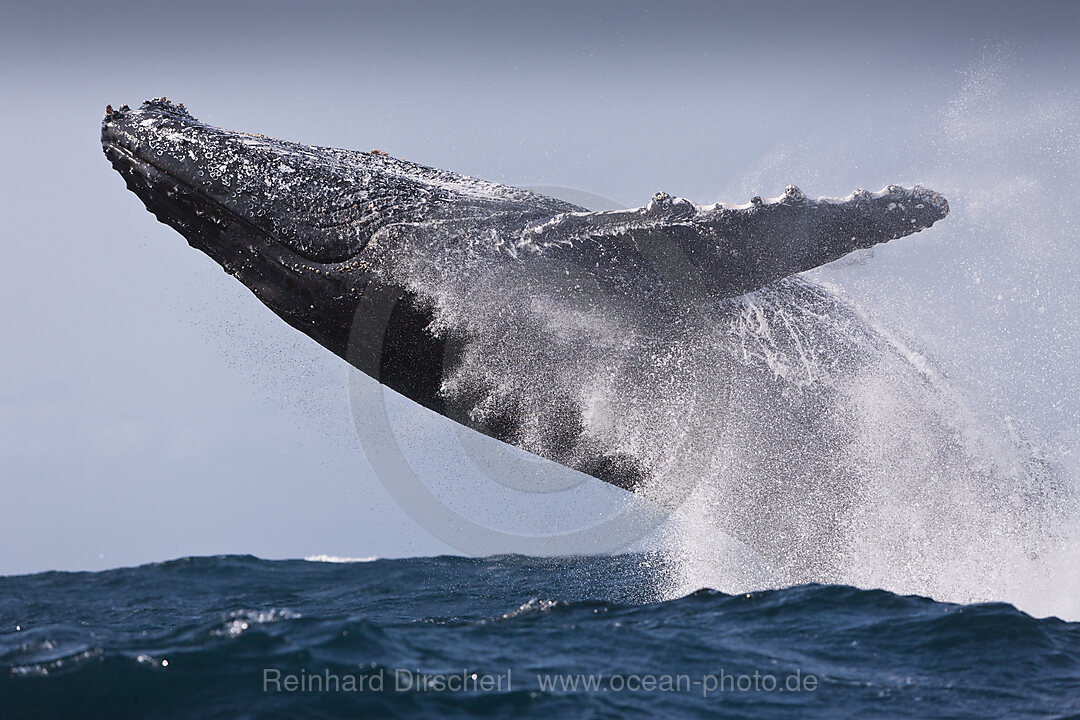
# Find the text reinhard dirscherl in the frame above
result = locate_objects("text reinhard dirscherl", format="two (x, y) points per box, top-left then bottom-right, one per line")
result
(262, 668), (818, 697)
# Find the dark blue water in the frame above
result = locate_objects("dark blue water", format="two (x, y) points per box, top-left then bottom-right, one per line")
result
(1, 554), (1077, 719)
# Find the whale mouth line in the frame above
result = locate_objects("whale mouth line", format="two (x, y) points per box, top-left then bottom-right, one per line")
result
(102, 138), (247, 233)
(102, 138), (315, 294)
(102, 138), (317, 271)
(102, 136), (368, 269)
(102, 136), (174, 183)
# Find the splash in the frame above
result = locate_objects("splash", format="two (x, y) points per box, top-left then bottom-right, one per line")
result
(357, 49), (1078, 619)
(654, 281), (1075, 617)
(391, 218), (1073, 615)
(655, 50), (1080, 620)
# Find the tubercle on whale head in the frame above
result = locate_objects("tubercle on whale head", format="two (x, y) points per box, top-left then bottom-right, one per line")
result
(104, 98), (187, 122)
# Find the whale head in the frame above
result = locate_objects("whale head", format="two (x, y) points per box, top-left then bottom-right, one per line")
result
(100, 99), (391, 354)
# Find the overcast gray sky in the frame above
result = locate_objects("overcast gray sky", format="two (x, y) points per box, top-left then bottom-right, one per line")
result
(1, 0), (1078, 574)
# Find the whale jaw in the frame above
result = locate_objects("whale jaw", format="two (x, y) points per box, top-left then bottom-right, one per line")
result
(101, 100), (372, 358)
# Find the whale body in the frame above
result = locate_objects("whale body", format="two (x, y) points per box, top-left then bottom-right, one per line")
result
(103, 99), (962, 575)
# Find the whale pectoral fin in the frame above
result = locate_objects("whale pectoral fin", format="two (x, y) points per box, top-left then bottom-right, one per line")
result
(698, 184), (949, 291)
(523, 185), (948, 299)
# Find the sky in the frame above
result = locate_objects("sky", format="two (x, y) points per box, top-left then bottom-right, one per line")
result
(1, 0), (1078, 575)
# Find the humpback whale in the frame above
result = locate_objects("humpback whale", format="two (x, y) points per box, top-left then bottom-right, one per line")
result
(102, 99), (955, 573)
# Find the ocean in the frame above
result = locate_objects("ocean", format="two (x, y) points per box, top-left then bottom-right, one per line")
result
(2, 553), (1077, 719)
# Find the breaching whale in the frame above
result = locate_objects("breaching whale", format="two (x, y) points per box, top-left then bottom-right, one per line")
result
(102, 99), (954, 571)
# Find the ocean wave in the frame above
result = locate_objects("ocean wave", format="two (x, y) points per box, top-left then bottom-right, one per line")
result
(1, 555), (1077, 719)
